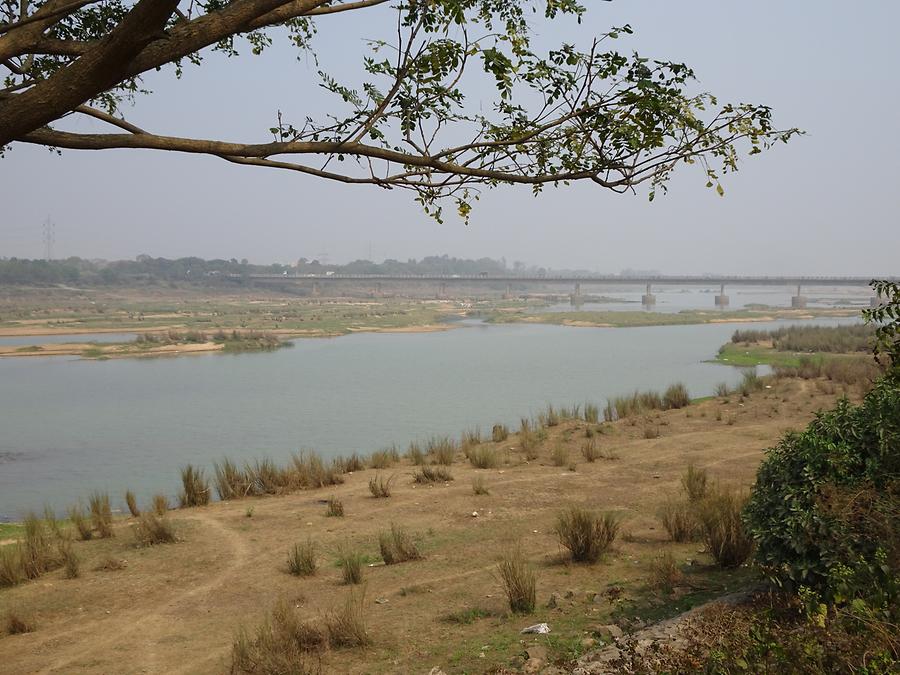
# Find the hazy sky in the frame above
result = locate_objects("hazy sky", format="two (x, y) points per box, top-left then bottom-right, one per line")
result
(1, 1), (898, 274)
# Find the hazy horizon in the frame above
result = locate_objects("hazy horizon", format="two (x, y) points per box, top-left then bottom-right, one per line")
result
(2, 1), (898, 275)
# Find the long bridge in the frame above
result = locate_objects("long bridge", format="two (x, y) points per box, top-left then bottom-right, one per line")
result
(246, 274), (890, 308)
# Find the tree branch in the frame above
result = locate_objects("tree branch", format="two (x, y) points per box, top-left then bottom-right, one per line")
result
(0, 0), (180, 145)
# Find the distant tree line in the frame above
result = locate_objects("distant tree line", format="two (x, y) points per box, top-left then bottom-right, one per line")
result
(0, 254), (565, 286)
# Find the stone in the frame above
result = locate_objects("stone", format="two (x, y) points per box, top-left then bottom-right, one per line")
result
(546, 593), (560, 609)
(593, 624), (623, 642)
(523, 658), (545, 674)
(427, 669), (446, 675)
(526, 646), (547, 661)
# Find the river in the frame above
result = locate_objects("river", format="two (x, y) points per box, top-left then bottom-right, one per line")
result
(0, 316), (859, 519)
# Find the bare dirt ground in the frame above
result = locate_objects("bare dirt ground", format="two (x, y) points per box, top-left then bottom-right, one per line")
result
(0, 376), (851, 674)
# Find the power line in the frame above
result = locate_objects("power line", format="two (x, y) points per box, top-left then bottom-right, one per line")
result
(42, 217), (55, 261)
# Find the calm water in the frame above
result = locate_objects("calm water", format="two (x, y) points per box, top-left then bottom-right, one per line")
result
(0, 317), (857, 519)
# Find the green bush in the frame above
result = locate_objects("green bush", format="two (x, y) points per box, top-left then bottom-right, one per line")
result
(744, 375), (900, 609)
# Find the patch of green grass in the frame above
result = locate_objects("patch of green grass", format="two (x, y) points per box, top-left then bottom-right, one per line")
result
(0, 522), (24, 539)
(712, 343), (808, 368)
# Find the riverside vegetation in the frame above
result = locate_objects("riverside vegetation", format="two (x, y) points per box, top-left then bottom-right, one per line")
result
(1, 291), (897, 673)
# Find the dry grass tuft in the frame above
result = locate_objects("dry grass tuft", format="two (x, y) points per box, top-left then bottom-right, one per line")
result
(550, 442), (569, 467)
(497, 545), (536, 614)
(649, 552), (684, 594)
(581, 439), (602, 462)
(369, 446), (399, 469)
(428, 436), (457, 465)
(555, 506), (619, 563)
(179, 465), (211, 507)
(4, 608), (35, 635)
(134, 513), (176, 546)
(231, 590), (370, 673)
(324, 588), (370, 647)
(368, 473), (395, 498)
(413, 465), (453, 483)
(696, 487), (753, 568)
(491, 424), (509, 442)
(681, 464), (709, 502)
(337, 547), (364, 585)
(406, 442), (425, 466)
(325, 496), (344, 518)
(58, 539), (80, 578)
(152, 494), (169, 516)
(231, 599), (326, 675)
(125, 490), (141, 517)
(378, 524), (422, 565)
(287, 539), (317, 577)
(659, 497), (699, 542)
(472, 476), (490, 495)
(214, 458), (251, 500)
(468, 445), (500, 469)
(94, 556), (125, 572)
(663, 382), (691, 409)
(88, 492), (114, 538)
(0, 543), (24, 587)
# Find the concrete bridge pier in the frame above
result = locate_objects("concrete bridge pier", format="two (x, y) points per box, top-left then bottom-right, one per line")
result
(714, 283), (730, 308)
(570, 281), (582, 304)
(791, 284), (807, 309)
(438, 282), (447, 299)
(372, 282), (382, 298)
(641, 283), (656, 307)
(503, 282), (513, 300)
(311, 281), (321, 296)
(870, 292), (882, 308)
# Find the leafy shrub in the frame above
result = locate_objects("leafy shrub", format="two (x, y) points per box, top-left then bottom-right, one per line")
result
(554, 506), (619, 563)
(744, 374), (900, 607)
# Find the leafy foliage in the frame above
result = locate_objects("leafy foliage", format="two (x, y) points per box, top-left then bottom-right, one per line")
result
(3, 0), (798, 220)
(744, 375), (900, 615)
